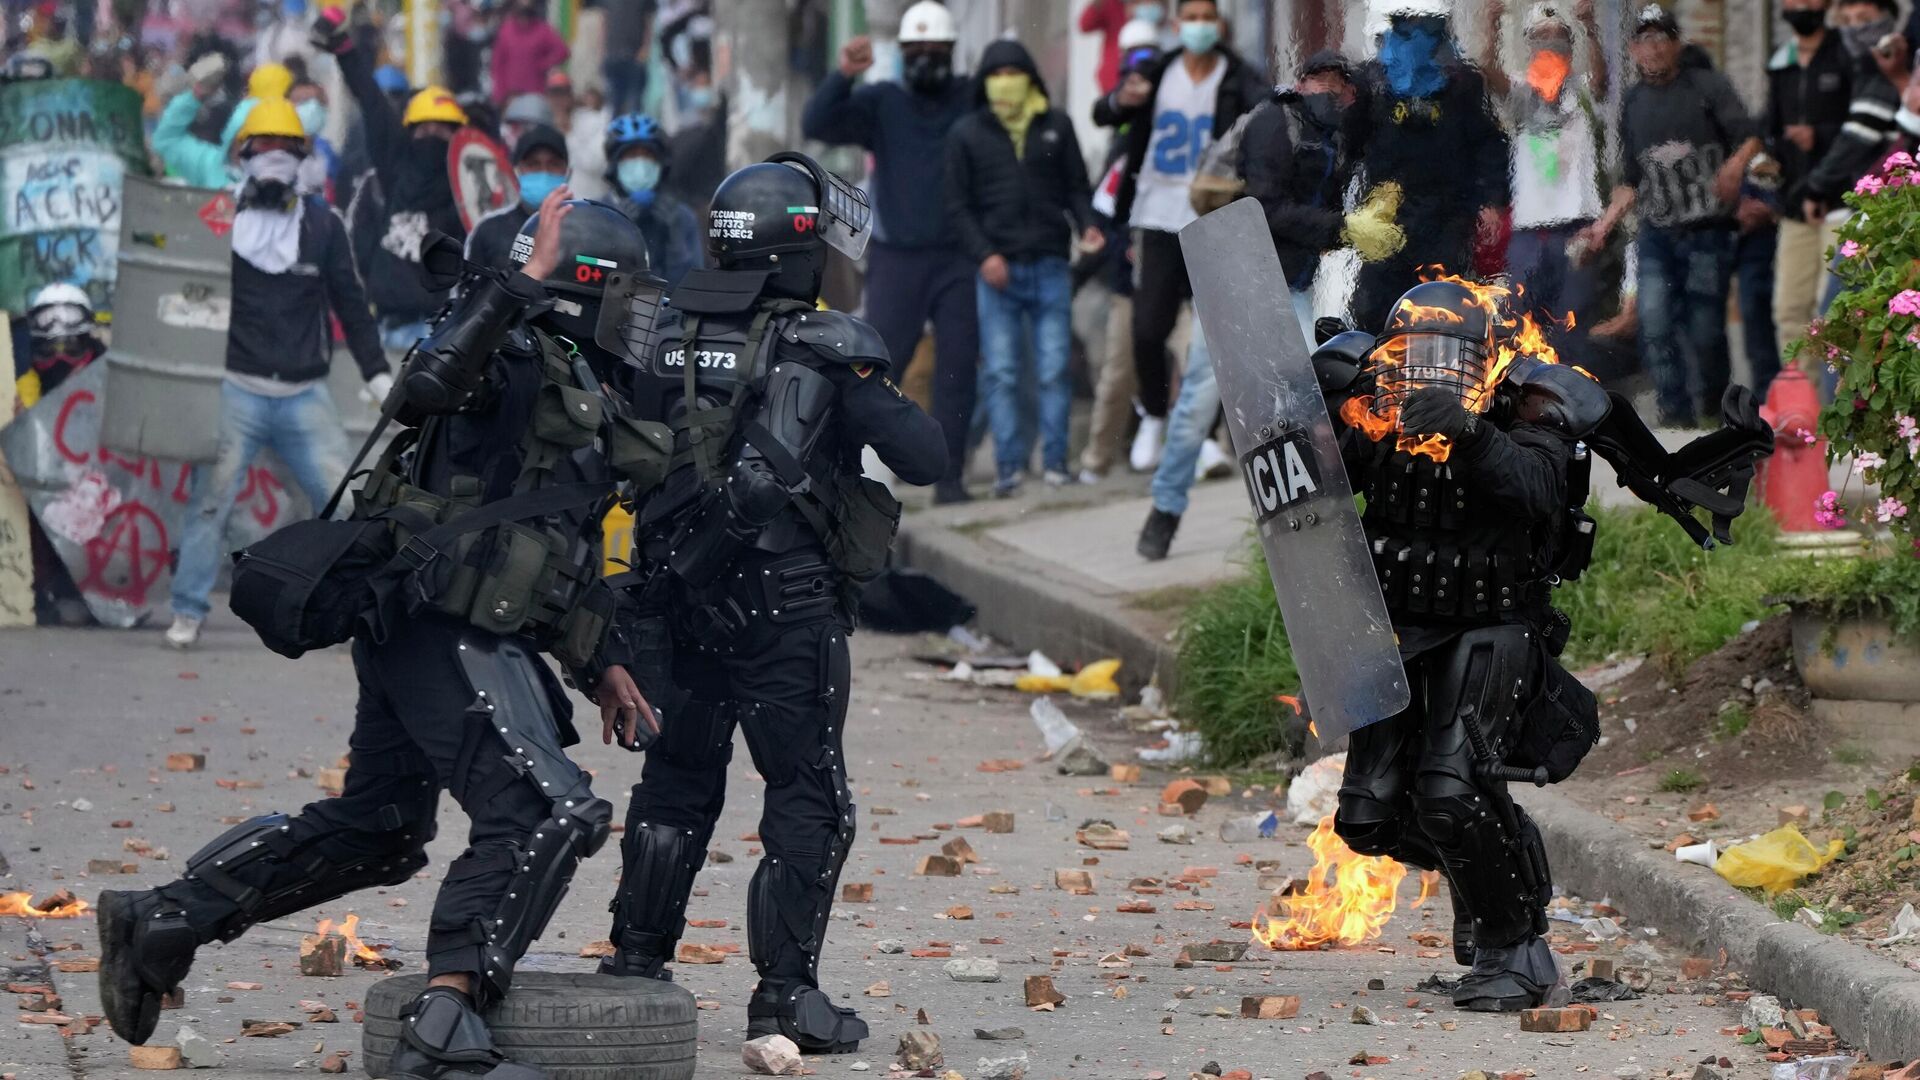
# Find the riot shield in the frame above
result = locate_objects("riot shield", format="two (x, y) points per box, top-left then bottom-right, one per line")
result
(449, 129), (518, 233)
(0, 361), (304, 627)
(98, 177), (236, 463)
(1180, 198), (1409, 741)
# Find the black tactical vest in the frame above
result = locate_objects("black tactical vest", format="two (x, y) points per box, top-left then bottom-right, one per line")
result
(1359, 444), (1546, 625)
(354, 329), (672, 667)
(623, 270), (899, 596)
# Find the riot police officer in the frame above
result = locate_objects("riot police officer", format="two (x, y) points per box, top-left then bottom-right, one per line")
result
(596, 153), (946, 1054)
(1316, 278), (1599, 1012)
(1313, 275), (1775, 1012)
(96, 188), (663, 1080)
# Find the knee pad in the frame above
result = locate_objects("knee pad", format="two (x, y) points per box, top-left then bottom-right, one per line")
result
(1332, 806), (1400, 858)
(1413, 790), (1479, 850)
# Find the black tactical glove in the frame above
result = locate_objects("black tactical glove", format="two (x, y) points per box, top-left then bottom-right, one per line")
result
(1399, 386), (1480, 443)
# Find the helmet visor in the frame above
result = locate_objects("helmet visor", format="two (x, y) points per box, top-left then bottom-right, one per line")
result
(594, 270), (669, 367)
(1371, 333), (1494, 418)
(770, 152), (873, 261)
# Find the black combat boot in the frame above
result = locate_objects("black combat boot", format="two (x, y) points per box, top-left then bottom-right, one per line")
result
(97, 889), (201, 1045)
(596, 928), (672, 981)
(747, 983), (869, 1054)
(1452, 935), (1563, 1012)
(1137, 508), (1181, 560)
(384, 986), (544, 1079)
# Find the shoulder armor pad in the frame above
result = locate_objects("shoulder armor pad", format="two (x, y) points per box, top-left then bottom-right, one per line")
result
(666, 268), (770, 315)
(1508, 357), (1612, 438)
(780, 310), (891, 371)
(1312, 330), (1375, 394)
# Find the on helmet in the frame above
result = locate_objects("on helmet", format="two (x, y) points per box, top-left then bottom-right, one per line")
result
(402, 86), (468, 127)
(707, 153), (871, 301)
(510, 199), (651, 340)
(898, 0), (958, 43)
(603, 112), (667, 162)
(27, 283), (94, 339)
(373, 65), (409, 94)
(1117, 18), (1159, 50)
(502, 92), (553, 127)
(707, 161), (820, 267)
(248, 61), (294, 99)
(1370, 279), (1499, 417)
(234, 96), (307, 145)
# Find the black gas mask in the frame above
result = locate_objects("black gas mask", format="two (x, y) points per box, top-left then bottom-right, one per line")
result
(904, 47), (953, 94)
(238, 149), (305, 209)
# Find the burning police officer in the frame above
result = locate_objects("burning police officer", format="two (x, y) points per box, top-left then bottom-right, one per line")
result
(594, 152), (946, 1054)
(1314, 274), (1771, 1012)
(96, 187), (667, 1080)
(1178, 178), (1770, 1020)
(1316, 279), (1579, 1011)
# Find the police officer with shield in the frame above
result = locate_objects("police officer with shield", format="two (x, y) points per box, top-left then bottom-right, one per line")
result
(1313, 279), (1588, 1011)
(594, 152), (946, 1054)
(1316, 275), (1770, 1011)
(1181, 190), (1770, 1018)
(96, 187), (666, 1080)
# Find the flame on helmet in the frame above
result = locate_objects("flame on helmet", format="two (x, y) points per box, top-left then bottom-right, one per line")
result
(1349, 267), (1568, 462)
(1390, 302), (1467, 327)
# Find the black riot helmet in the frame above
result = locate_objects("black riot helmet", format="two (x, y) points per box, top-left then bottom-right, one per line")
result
(511, 199), (651, 342)
(707, 150), (872, 301)
(1369, 279), (1500, 420)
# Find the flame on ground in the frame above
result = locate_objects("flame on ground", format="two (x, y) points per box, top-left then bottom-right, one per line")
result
(1273, 693), (1316, 739)
(309, 914), (394, 969)
(1274, 694), (1302, 716)
(1250, 816), (1409, 950)
(0, 891), (92, 919)
(1412, 869), (1441, 908)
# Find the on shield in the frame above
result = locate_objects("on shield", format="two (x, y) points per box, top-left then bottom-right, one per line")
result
(1179, 197), (1409, 742)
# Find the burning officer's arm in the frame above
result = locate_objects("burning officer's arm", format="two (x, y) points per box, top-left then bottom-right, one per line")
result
(1449, 419), (1572, 521)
